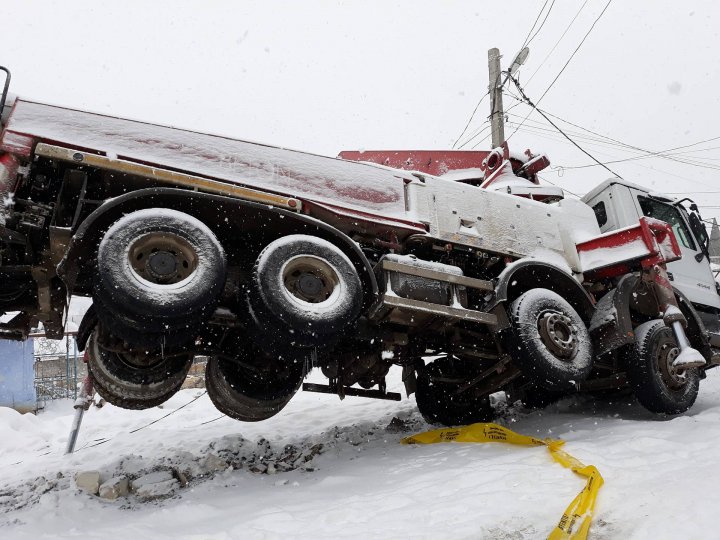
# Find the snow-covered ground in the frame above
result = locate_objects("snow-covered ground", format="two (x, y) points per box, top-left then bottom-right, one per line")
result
(2, 366), (720, 539)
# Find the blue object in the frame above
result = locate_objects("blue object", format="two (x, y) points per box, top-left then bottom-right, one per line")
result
(0, 338), (36, 413)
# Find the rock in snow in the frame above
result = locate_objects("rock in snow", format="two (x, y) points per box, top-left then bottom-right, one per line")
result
(98, 476), (129, 500)
(131, 471), (179, 500)
(74, 471), (100, 495)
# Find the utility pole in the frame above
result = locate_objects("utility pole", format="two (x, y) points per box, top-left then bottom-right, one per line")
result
(488, 47), (504, 148)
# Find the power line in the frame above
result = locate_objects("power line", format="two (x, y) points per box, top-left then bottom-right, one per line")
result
(507, 0), (614, 142)
(73, 391), (207, 452)
(456, 0), (556, 150)
(537, 173), (582, 198)
(452, 90), (490, 149)
(520, 0), (552, 49)
(458, 123), (492, 150)
(541, 108), (720, 157)
(507, 72), (623, 179)
(525, 0), (590, 87)
(537, 110), (720, 172)
(526, 0), (557, 46)
(504, 0), (590, 118)
(536, 0), (614, 103)
(510, 119), (720, 167)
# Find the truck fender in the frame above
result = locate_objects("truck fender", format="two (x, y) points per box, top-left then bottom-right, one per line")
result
(57, 187), (378, 309)
(589, 273), (711, 359)
(492, 259), (595, 327)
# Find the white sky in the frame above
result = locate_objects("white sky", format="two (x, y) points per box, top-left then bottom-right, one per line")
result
(2, 0), (720, 222)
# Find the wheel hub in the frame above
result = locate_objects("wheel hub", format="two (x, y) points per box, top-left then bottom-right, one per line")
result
(282, 255), (340, 304)
(147, 251), (178, 280)
(538, 311), (578, 360)
(128, 232), (199, 285)
(659, 344), (686, 388)
(297, 272), (324, 298)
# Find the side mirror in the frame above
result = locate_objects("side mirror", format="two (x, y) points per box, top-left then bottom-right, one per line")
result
(688, 211), (709, 259)
(0, 67), (10, 116)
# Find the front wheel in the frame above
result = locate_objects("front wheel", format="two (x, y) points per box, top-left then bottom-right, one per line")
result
(627, 320), (700, 415)
(506, 288), (593, 391)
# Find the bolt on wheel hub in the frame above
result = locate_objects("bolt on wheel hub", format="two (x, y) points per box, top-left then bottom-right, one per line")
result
(660, 345), (686, 388)
(538, 311), (578, 360)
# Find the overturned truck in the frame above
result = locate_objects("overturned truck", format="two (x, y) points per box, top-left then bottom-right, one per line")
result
(1, 78), (719, 425)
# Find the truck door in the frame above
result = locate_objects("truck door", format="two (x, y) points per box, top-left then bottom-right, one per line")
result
(630, 190), (720, 309)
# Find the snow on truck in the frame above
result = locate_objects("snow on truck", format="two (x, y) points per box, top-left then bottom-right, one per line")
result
(0, 69), (718, 426)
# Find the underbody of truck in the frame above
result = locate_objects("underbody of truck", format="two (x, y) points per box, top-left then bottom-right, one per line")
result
(2, 78), (720, 425)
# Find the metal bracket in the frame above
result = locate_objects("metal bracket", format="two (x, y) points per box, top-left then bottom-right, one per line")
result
(302, 382), (401, 401)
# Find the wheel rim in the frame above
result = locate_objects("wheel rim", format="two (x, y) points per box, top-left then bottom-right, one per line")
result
(537, 310), (578, 360)
(280, 255), (341, 305)
(128, 232), (199, 284)
(657, 342), (686, 389)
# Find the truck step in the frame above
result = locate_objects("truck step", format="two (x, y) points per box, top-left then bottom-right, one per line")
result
(302, 383), (401, 401)
(381, 295), (497, 325)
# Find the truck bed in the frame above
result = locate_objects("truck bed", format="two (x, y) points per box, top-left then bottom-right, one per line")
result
(1, 100), (412, 221)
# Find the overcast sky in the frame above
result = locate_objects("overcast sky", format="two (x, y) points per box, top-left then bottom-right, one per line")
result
(2, 1), (719, 221)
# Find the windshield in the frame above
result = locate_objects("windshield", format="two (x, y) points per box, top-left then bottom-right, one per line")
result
(638, 196), (696, 250)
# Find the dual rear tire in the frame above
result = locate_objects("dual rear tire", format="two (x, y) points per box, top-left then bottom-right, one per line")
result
(92, 208), (227, 347)
(247, 234), (364, 349)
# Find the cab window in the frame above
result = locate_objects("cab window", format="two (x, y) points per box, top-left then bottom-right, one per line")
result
(592, 201), (608, 227)
(637, 196), (696, 250)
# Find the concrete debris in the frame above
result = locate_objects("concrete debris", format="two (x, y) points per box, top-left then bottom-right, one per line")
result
(74, 471), (101, 495)
(131, 471), (178, 500)
(199, 453), (228, 473)
(130, 470), (173, 491)
(134, 479), (179, 500)
(98, 476), (129, 500)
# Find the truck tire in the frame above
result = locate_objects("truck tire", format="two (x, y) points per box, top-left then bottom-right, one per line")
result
(515, 382), (566, 410)
(248, 235), (363, 347)
(627, 320), (700, 415)
(205, 341), (306, 422)
(92, 297), (197, 350)
(87, 328), (193, 410)
(415, 357), (494, 426)
(506, 289), (593, 391)
(93, 208), (226, 335)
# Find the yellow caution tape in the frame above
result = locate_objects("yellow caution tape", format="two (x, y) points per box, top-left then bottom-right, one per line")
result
(401, 423), (603, 540)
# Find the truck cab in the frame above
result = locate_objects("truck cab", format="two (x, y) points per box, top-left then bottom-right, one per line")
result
(582, 179), (720, 317)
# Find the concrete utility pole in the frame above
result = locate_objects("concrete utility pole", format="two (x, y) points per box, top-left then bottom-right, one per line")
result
(488, 47), (505, 148)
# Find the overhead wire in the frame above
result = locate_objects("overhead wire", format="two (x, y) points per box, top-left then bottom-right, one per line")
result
(507, 0), (614, 142)
(504, 0), (590, 117)
(452, 91), (490, 149)
(519, 0), (553, 50)
(73, 391), (208, 453)
(507, 72), (623, 178)
(525, 0), (557, 46)
(537, 108), (720, 171)
(453, 0), (555, 149)
(508, 118), (720, 164)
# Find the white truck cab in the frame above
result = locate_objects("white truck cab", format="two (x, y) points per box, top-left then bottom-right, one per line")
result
(582, 179), (720, 310)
